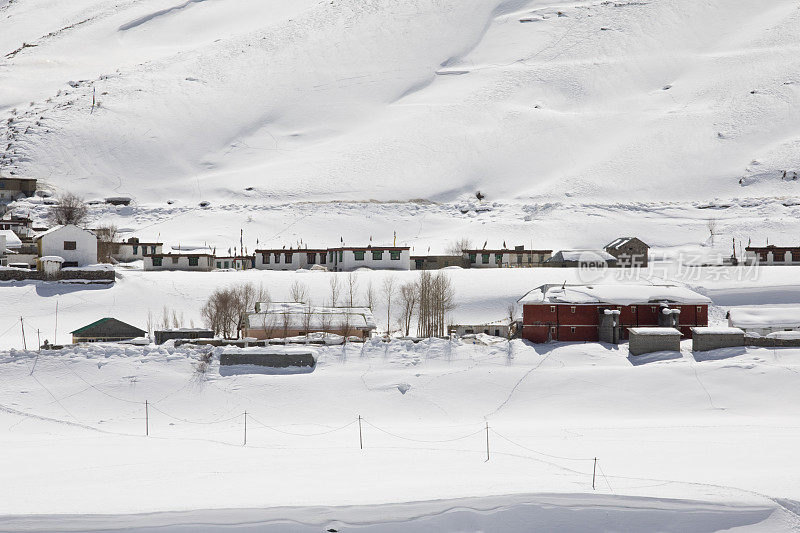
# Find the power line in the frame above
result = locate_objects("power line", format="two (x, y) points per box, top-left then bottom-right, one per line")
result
(362, 419), (484, 444)
(247, 415), (355, 436)
(490, 429), (595, 461)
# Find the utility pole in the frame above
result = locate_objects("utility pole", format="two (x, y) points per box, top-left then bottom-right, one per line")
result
(358, 415), (363, 450)
(485, 421), (490, 462)
(243, 410), (247, 446)
(37, 329), (41, 352)
(54, 300), (58, 345)
(20, 316), (26, 350)
(592, 458), (597, 490)
(145, 400), (149, 436)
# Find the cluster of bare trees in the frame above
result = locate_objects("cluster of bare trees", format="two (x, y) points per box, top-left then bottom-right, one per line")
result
(47, 192), (89, 226)
(383, 271), (456, 337)
(201, 283), (268, 338)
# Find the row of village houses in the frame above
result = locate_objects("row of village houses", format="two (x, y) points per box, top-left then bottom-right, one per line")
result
(62, 284), (800, 359)
(3, 216), (800, 273)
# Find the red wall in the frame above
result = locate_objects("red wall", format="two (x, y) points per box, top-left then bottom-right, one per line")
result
(522, 303), (709, 343)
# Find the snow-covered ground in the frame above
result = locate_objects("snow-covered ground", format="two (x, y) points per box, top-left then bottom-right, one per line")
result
(2, 338), (800, 531)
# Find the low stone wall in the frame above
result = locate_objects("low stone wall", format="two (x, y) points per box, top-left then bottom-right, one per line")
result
(220, 352), (316, 368)
(0, 269), (115, 283)
(692, 333), (744, 352)
(745, 337), (800, 348)
(629, 331), (681, 356)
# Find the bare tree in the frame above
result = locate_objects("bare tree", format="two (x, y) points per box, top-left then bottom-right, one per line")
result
(201, 283), (268, 339)
(381, 275), (398, 335)
(446, 237), (473, 256)
(302, 301), (314, 342)
(507, 303), (518, 339)
(47, 192), (89, 226)
(95, 225), (118, 263)
(347, 272), (359, 307)
(329, 275), (341, 306)
(161, 305), (171, 330)
(399, 281), (418, 336)
(365, 281), (376, 311)
(416, 271), (456, 337)
(146, 309), (154, 340)
(289, 280), (309, 303)
(707, 219), (718, 246)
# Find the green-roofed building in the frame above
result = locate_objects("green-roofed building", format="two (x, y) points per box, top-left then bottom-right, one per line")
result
(71, 318), (146, 343)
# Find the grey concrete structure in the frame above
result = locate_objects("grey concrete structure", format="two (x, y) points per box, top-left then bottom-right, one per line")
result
(599, 310), (621, 344)
(628, 327), (682, 356)
(220, 350), (316, 368)
(154, 329), (215, 345)
(691, 327), (744, 352)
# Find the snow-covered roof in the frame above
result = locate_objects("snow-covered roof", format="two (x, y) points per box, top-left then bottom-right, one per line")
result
(690, 326), (744, 335)
(0, 229), (22, 248)
(246, 302), (377, 330)
(728, 307), (800, 329)
(546, 250), (616, 263)
(604, 237), (648, 250)
(628, 327), (681, 336)
(39, 255), (65, 262)
(34, 224), (96, 240)
(518, 284), (711, 306)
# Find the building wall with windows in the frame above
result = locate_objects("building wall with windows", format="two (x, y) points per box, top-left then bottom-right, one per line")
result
(254, 249), (328, 270)
(329, 247), (410, 271)
(215, 256), (255, 270)
(463, 249), (551, 268)
(744, 246), (800, 265)
(144, 253), (214, 271)
(112, 238), (163, 262)
(34, 224), (98, 267)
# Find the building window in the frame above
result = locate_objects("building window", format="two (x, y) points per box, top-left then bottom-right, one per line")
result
(774, 251), (785, 262)
(482, 253), (490, 264)
(550, 326), (556, 333)
(132, 245), (138, 255)
(329, 251), (334, 262)
(354, 251), (365, 260)
(285, 253), (293, 263)
(172, 256), (178, 264)
(338, 250), (343, 261)
(224, 261), (229, 268)
(793, 251), (800, 262)
(152, 257), (162, 267)
(495, 253), (503, 264)
(390, 250), (401, 260)
(550, 306), (556, 312)
(216, 261), (221, 268)
(262, 253), (270, 264)
(570, 327), (576, 333)
(469, 253), (477, 263)
(697, 306), (702, 312)
(64, 241), (76, 250)
(307, 253), (316, 264)
(273, 253), (279, 263)
(320, 253), (326, 265)
(759, 251), (768, 261)
(415, 259), (424, 269)
(570, 306), (576, 313)
(372, 250), (383, 260)
(150, 246), (155, 254)
(189, 256), (199, 267)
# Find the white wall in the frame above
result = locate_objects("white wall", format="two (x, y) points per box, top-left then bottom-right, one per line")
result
(144, 255), (213, 271)
(38, 225), (98, 267)
(255, 250), (328, 270)
(114, 243), (162, 262)
(334, 248), (410, 271)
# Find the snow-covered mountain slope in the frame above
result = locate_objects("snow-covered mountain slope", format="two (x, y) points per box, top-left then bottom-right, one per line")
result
(2, 0), (799, 208)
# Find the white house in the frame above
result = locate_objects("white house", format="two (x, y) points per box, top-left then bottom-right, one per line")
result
(144, 253), (214, 271)
(112, 237), (163, 262)
(727, 307), (800, 336)
(34, 224), (98, 268)
(243, 301), (377, 339)
(328, 246), (410, 271)
(744, 245), (800, 266)
(255, 248), (329, 271)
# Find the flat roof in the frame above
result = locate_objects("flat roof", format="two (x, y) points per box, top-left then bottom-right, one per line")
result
(628, 327), (681, 335)
(463, 249), (552, 254)
(518, 283), (711, 306)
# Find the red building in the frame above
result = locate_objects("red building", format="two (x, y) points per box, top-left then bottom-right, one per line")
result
(518, 284), (710, 343)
